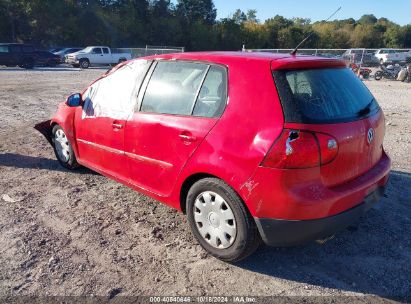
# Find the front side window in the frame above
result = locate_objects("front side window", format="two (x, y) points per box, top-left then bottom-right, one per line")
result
(92, 48), (102, 54)
(83, 60), (152, 120)
(141, 61), (208, 115)
(10, 46), (21, 53)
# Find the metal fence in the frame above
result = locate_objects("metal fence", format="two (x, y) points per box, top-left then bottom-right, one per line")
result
(117, 45), (185, 59)
(243, 48), (411, 66)
(244, 48), (410, 55)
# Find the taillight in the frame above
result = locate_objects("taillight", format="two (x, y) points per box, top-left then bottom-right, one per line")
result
(261, 129), (338, 169)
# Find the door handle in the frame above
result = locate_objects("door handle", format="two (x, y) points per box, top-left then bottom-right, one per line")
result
(179, 133), (197, 142)
(112, 122), (123, 129)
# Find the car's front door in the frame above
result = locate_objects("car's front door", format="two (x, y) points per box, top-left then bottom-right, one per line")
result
(0, 45), (12, 66)
(124, 61), (228, 196)
(90, 47), (104, 64)
(102, 47), (112, 64)
(74, 59), (152, 179)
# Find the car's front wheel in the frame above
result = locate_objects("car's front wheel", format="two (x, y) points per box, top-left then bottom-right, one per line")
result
(79, 58), (90, 69)
(51, 125), (80, 170)
(186, 178), (261, 262)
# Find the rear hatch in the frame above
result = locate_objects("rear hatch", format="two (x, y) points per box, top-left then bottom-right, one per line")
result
(272, 67), (384, 187)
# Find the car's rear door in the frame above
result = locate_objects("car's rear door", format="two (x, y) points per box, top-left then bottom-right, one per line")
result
(124, 61), (228, 196)
(101, 47), (112, 64)
(74, 59), (152, 179)
(9, 45), (22, 65)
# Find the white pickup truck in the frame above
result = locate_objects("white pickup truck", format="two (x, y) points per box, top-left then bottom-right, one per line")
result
(374, 49), (411, 64)
(66, 46), (132, 69)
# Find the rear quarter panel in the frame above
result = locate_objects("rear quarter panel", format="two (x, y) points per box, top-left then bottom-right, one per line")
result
(171, 59), (284, 215)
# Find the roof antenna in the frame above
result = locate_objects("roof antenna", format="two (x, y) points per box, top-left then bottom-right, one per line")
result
(290, 6), (341, 55)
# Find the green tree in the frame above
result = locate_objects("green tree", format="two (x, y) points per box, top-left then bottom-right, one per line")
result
(232, 9), (246, 25)
(246, 9), (258, 23)
(176, 0), (216, 25)
(358, 14), (377, 24)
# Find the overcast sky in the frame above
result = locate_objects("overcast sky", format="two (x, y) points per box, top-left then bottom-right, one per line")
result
(212, 0), (411, 25)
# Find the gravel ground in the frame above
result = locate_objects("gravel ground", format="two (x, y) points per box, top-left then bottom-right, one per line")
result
(0, 66), (410, 302)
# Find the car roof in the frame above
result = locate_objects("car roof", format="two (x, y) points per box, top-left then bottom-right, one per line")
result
(0, 43), (33, 46)
(141, 51), (346, 70)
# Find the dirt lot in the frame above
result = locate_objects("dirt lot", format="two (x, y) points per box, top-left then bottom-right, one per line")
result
(0, 67), (410, 302)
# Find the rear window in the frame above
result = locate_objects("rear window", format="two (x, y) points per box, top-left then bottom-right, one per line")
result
(273, 68), (380, 123)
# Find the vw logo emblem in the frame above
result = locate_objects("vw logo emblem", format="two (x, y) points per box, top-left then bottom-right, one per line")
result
(367, 128), (374, 144)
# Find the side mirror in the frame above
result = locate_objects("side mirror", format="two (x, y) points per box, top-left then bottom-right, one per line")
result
(66, 93), (82, 107)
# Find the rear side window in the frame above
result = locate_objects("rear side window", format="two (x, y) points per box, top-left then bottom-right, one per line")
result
(141, 61), (208, 115)
(193, 66), (227, 117)
(273, 68), (379, 123)
(102, 48), (109, 54)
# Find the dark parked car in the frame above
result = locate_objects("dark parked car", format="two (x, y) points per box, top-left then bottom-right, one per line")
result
(35, 50), (61, 66)
(53, 47), (83, 62)
(0, 43), (38, 69)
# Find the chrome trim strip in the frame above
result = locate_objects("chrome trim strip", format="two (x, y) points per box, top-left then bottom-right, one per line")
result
(77, 138), (173, 169)
(125, 152), (173, 169)
(77, 138), (124, 155)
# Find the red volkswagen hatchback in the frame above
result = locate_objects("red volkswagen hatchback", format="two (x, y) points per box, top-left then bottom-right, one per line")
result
(36, 52), (390, 261)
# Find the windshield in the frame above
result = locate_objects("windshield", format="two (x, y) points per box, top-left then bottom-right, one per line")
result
(273, 68), (380, 123)
(80, 47), (92, 53)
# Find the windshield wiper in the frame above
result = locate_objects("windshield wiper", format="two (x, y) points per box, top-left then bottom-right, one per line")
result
(357, 98), (375, 117)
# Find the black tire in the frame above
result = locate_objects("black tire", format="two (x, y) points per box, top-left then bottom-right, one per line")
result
(186, 178), (261, 262)
(374, 71), (383, 81)
(51, 125), (80, 170)
(47, 60), (57, 67)
(79, 58), (90, 69)
(20, 58), (34, 69)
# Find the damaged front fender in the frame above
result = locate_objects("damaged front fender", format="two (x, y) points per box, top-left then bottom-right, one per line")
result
(34, 120), (53, 145)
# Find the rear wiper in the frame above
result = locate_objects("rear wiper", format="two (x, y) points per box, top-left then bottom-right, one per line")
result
(357, 98), (374, 117)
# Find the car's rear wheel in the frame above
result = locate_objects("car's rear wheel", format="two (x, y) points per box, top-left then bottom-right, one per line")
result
(52, 125), (79, 170)
(19, 58), (34, 69)
(186, 178), (261, 262)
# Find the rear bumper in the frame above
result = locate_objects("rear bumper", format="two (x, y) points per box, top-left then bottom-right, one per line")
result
(241, 151), (391, 220)
(255, 186), (385, 246)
